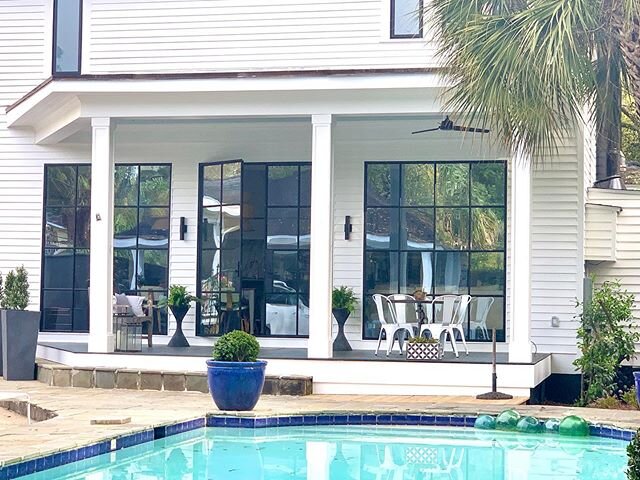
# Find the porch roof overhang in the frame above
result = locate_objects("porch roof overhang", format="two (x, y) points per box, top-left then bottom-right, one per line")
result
(6, 70), (447, 145)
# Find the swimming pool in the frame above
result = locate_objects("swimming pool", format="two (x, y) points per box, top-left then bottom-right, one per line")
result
(19, 424), (628, 479)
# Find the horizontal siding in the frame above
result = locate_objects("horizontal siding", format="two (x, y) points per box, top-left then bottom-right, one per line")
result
(586, 189), (640, 351)
(86, 0), (437, 74)
(530, 133), (584, 372)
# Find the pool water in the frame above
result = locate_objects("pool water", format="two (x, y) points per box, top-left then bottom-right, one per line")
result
(22, 425), (627, 479)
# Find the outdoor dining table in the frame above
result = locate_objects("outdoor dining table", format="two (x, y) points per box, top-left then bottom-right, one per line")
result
(386, 297), (444, 350)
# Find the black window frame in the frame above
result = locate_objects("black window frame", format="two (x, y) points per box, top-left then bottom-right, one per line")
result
(52, 0), (83, 77)
(362, 160), (508, 341)
(113, 163), (172, 335)
(390, 0), (424, 39)
(41, 163), (92, 332)
(195, 161), (311, 338)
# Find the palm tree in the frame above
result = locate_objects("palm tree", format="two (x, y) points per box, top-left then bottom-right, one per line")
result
(428, 0), (640, 184)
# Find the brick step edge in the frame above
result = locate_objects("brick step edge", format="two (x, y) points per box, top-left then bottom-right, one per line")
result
(36, 363), (312, 396)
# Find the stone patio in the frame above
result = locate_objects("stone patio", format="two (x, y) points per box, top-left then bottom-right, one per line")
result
(0, 379), (639, 468)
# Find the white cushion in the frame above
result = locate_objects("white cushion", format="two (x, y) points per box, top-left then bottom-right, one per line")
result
(127, 295), (146, 317)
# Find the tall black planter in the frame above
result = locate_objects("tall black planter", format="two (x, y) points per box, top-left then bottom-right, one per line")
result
(332, 308), (352, 351)
(1, 310), (40, 380)
(168, 305), (190, 347)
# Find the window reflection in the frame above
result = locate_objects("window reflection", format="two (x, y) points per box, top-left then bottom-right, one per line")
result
(363, 161), (506, 341)
(113, 164), (171, 335)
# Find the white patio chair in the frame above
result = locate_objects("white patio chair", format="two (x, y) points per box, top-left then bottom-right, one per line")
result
(420, 295), (471, 357)
(372, 294), (414, 356)
(0, 392), (31, 424)
(469, 297), (494, 340)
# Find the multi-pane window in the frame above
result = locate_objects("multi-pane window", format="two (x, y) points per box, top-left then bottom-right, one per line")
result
(41, 165), (91, 332)
(263, 164), (311, 336)
(113, 165), (171, 334)
(197, 162), (311, 337)
(391, 0), (423, 38)
(363, 161), (507, 341)
(53, 0), (82, 75)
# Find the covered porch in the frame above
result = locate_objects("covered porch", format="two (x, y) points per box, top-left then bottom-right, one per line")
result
(7, 73), (542, 394)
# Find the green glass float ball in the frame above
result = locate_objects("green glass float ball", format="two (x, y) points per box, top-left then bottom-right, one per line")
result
(558, 416), (590, 437)
(544, 418), (560, 433)
(474, 415), (496, 430)
(516, 416), (542, 434)
(496, 410), (521, 431)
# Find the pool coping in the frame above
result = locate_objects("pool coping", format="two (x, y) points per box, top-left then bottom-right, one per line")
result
(0, 412), (635, 480)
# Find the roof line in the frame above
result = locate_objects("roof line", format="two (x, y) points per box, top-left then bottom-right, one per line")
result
(6, 68), (438, 113)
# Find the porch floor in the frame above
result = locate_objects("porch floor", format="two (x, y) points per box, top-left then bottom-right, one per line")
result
(39, 342), (549, 365)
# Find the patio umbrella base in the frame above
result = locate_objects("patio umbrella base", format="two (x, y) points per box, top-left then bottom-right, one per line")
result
(476, 391), (513, 400)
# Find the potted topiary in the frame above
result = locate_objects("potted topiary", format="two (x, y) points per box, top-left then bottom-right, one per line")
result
(406, 335), (443, 361)
(332, 286), (357, 351)
(207, 330), (266, 411)
(160, 285), (199, 347)
(0, 266), (40, 380)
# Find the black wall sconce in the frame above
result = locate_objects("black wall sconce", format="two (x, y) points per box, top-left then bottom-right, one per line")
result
(180, 217), (188, 240)
(344, 215), (353, 240)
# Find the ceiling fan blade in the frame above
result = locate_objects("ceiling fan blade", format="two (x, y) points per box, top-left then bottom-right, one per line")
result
(411, 127), (441, 134)
(452, 125), (491, 133)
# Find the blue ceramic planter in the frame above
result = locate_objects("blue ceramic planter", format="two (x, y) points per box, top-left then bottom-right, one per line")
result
(206, 360), (267, 411)
(634, 371), (640, 406)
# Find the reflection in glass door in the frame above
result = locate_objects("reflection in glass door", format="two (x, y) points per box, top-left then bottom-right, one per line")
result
(198, 161), (243, 336)
(197, 161), (311, 337)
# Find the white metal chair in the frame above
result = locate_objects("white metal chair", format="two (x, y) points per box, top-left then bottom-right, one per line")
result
(372, 294), (414, 356)
(469, 297), (494, 340)
(420, 295), (471, 357)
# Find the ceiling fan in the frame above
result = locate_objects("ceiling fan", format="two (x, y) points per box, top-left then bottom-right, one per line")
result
(411, 116), (490, 135)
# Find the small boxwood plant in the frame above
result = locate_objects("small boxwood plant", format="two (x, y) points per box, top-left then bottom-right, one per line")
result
(332, 286), (358, 314)
(1, 266), (29, 310)
(213, 330), (260, 362)
(408, 335), (439, 344)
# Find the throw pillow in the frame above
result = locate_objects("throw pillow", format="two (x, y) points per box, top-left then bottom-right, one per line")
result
(127, 295), (146, 317)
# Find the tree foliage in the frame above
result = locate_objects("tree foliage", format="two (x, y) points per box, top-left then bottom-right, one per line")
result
(428, 0), (640, 174)
(212, 330), (260, 362)
(574, 281), (639, 405)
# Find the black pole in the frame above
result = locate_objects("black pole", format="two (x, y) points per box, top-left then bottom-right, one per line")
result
(476, 329), (513, 400)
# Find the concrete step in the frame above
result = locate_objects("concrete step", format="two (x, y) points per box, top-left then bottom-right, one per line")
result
(36, 361), (312, 396)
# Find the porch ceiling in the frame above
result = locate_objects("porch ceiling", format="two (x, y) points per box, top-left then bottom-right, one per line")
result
(6, 73), (446, 145)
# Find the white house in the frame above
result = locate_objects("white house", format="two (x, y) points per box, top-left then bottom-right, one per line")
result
(1, 0), (630, 399)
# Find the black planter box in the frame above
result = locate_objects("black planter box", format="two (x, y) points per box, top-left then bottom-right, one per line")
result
(1, 310), (40, 380)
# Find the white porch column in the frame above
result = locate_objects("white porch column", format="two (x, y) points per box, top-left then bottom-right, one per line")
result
(509, 150), (532, 363)
(88, 117), (115, 353)
(308, 114), (334, 359)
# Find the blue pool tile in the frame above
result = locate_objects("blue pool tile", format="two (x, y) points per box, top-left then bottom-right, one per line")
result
(277, 416), (291, 426)
(601, 427), (613, 438)
(24, 460), (36, 475)
(450, 416), (465, 427)
(289, 416), (304, 426)
(207, 416), (226, 427)
(265, 417), (278, 427)
(623, 430), (635, 442)
(377, 414), (392, 425)
(464, 416), (477, 427)
(225, 417), (241, 427)
(405, 415), (420, 425)
(16, 462), (27, 477)
(303, 416), (317, 426)
(589, 425), (601, 436)
(316, 415), (332, 425)
(347, 414), (362, 424)
(435, 416), (451, 426)
(420, 415), (436, 426)
(362, 414), (377, 425)
(239, 417), (255, 428)
(6, 464), (18, 480)
(333, 415), (348, 425)
(0, 468), (7, 480)
(391, 415), (408, 425)
(254, 418), (268, 428)
(35, 456), (46, 471)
